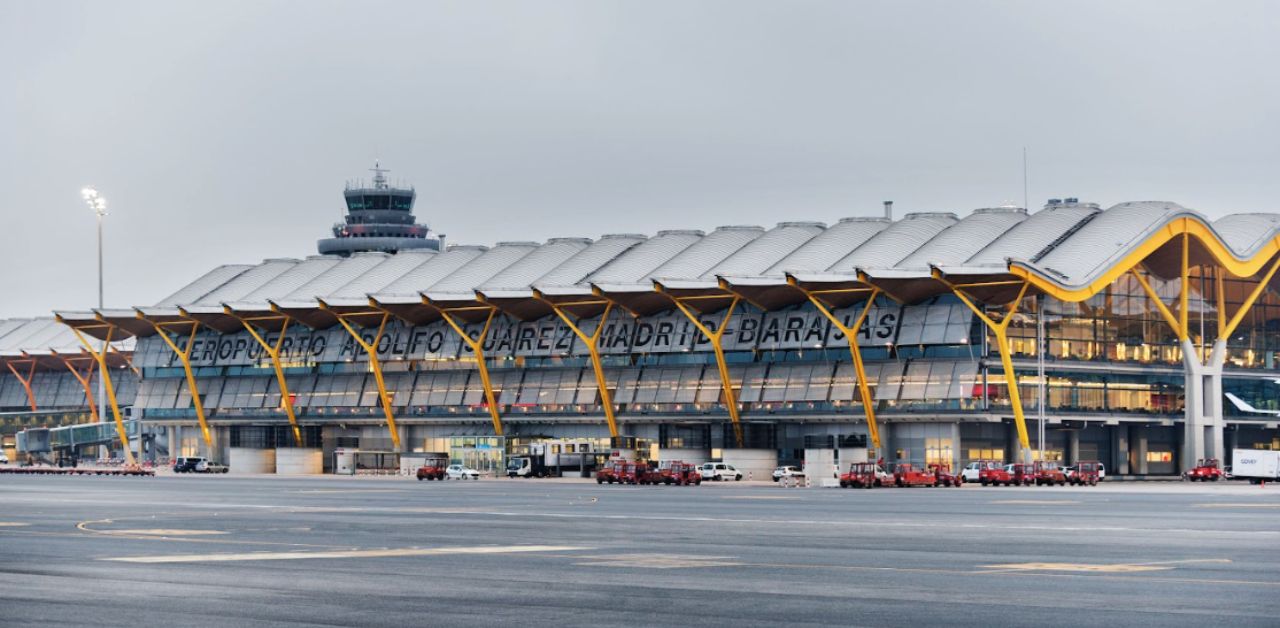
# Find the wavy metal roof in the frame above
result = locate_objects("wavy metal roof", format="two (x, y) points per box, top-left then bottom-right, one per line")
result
(154, 264), (255, 307)
(190, 258), (300, 306)
(888, 208), (1027, 272)
(531, 234), (647, 291)
(586, 230), (704, 286)
(826, 212), (959, 274)
(766, 217), (890, 276)
(477, 238), (592, 292)
(325, 250), (439, 302)
(960, 203), (1102, 268)
(371, 246), (488, 301)
(425, 241), (540, 297)
(44, 201), (1280, 345)
(237, 256), (341, 303)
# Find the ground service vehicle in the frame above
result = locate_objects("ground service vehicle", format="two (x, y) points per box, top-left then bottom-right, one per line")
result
(1033, 461), (1067, 486)
(977, 461), (1013, 486)
(1007, 463), (1035, 486)
(173, 457), (207, 473)
(928, 463), (962, 487)
(840, 462), (884, 488)
(417, 456), (448, 481)
(1231, 449), (1280, 484)
(670, 462), (702, 486)
(597, 460), (646, 484)
(700, 462), (742, 481)
(200, 461), (229, 474)
(507, 440), (598, 478)
(893, 463), (937, 487)
(596, 461), (624, 484)
(1069, 460), (1101, 486)
(1183, 458), (1224, 482)
(773, 465), (804, 482)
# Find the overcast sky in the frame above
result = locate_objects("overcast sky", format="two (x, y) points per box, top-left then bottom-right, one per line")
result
(1, 1), (1277, 318)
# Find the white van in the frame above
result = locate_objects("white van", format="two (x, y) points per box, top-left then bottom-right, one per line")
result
(699, 462), (743, 481)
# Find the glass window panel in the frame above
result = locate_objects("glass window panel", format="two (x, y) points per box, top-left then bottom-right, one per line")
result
(517, 371), (544, 405)
(922, 361), (953, 399)
(654, 368), (680, 404)
(829, 363), (856, 402)
(784, 364), (812, 401)
(876, 362), (904, 402)
(695, 367), (721, 403)
(443, 372), (467, 406)
(462, 372), (484, 406)
(674, 366), (701, 403)
(613, 368), (639, 404)
(556, 370), (581, 404)
(739, 365), (767, 403)
(761, 365), (789, 402)
(497, 371), (523, 405)
(632, 368), (659, 404)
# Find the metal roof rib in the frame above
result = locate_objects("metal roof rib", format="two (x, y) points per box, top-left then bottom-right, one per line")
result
(235, 256), (342, 303)
(423, 241), (541, 297)
(153, 264), (255, 307)
(188, 259), (300, 306)
(586, 230), (704, 286)
(699, 222), (823, 279)
(888, 208), (1027, 271)
(276, 253), (390, 303)
(825, 212), (959, 274)
(476, 238), (592, 293)
(369, 246), (487, 302)
(1212, 214), (1280, 260)
(1018, 202), (1186, 287)
(323, 250), (439, 304)
(531, 234), (647, 290)
(766, 217), (890, 276)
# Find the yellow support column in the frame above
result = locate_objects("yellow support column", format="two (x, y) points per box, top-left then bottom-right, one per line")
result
(60, 357), (100, 422)
(547, 302), (619, 439)
(332, 312), (403, 451)
(68, 326), (137, 466)
(946, 282), (1033, 461)
(437, 308), (504, 437)
(147, 320), (214, 450)
(798, 287), (884, 453)
(670, 296), (744, 447)
(6, 361), (37, 412)
(233, 316), (304, 445)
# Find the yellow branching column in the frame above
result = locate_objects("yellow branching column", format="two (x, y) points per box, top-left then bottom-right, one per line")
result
(670, 296), (744, 448)
(148, 320), (214, 450)
(800, 288), (884, 454)
(68, 326), (137, 466)
(548, 302), (620, 439)
(6, 361), (37, 412)
(61, 358), (100, 422)
(948, 282), (1033, 461)
(333, 312), (403, 451)
(235, 317), (304, 445)
(437, 308), (504, 437)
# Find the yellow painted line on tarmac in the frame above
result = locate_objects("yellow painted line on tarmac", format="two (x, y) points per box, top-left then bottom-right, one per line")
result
(0, 522), (31, 527)
(103, 544), (591, 564)
(989, 500), (1080, 505)
(1195, 503), (1280, 509)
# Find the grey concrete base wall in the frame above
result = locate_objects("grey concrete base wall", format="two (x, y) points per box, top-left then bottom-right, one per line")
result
(657, 447), (710, 464)
(804, 448), (837, 481)
(276, 448), (322, 475)
(230, 447), (276, 474)
(722, 448), (777, 481)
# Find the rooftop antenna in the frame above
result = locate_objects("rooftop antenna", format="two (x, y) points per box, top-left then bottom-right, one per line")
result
(1022, 146), (1029, 210)
(370, 160), (390, 190)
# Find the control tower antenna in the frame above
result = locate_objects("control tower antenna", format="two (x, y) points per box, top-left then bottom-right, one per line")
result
(370, 160), (390, 190)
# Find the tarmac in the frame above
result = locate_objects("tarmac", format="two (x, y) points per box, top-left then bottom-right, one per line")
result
(1, 474), (1278, 627)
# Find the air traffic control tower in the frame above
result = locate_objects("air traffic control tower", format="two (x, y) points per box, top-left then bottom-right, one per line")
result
(317, 163), (443, 256)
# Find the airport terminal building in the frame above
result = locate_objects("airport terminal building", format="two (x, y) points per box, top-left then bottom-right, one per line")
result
(8, 172), (1280, 475)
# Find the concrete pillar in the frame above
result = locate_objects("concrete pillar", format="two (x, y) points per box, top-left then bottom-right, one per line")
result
(1113, 425), (1130, 475)
(1134, 427), (1149, 475)
(803, 448), (837, 483)
(167, 426), (177, 462)
(1067, 430), (1080, 465)
(1005, 422), (1019, 464)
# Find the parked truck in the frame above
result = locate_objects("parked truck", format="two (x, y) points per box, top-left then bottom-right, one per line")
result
(507, 440), (599, 478)
(1231, 449), (1280, 484)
